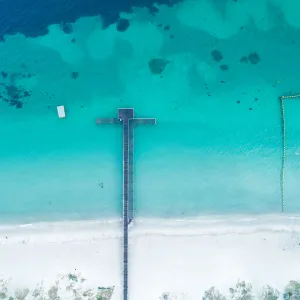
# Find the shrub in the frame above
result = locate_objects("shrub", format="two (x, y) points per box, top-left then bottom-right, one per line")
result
(229, 281), (254, 300)
(261, 285), (280, 300)
(203, 287), (227, 300)
(283, 281), (300, 300)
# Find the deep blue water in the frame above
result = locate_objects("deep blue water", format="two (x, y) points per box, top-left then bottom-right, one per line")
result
(0, 0), (181, 38)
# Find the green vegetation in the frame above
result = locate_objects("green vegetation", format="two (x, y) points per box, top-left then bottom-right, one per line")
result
(1, 276), (300, 299)
(229, 280), (254, 300)
(0, 273), (114, 300)
(160, 280), (300, 300)
(283, 281), (300, 300)
(203, 287), (226, 300)
(261, 285), (280, 300)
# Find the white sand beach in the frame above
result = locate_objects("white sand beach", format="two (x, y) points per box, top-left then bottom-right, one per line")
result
(1, 216), (300, 300)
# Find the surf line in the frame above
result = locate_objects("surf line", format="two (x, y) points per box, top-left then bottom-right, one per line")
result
(96, 108), (156, 300)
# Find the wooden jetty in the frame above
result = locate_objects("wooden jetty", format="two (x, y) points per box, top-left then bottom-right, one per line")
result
(96, 108), (156, 300)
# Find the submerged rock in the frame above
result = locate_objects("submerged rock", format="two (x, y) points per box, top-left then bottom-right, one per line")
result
(0, 82), (31, 109)
(116, 18), (130, 32)
(1, 71), (7, 79)
(211, 49), (223, 62)
(240, 56), (249, 63)
(248, 52), (260, 64)
(71, 71), (79, 79)
(60, 22), (73, 34)
(220, 64), (229, 71)
(148, 58), (169, 75)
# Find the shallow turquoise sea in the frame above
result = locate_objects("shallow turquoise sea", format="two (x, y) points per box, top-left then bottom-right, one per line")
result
(1, 2), (300, 223)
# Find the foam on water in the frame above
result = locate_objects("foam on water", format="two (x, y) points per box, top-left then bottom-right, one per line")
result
(2, 214), (300, 240)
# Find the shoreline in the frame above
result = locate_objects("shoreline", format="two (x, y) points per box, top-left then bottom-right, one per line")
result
(0, 214), (300, 299)
(2, 213), (300, 235)
(1, 213), (300, 248)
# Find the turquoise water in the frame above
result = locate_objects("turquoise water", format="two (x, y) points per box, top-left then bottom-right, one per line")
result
(1, 2), (300, 222)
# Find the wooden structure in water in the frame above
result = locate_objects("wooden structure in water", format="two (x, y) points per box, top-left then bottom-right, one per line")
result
(96, 108), (156, 300)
